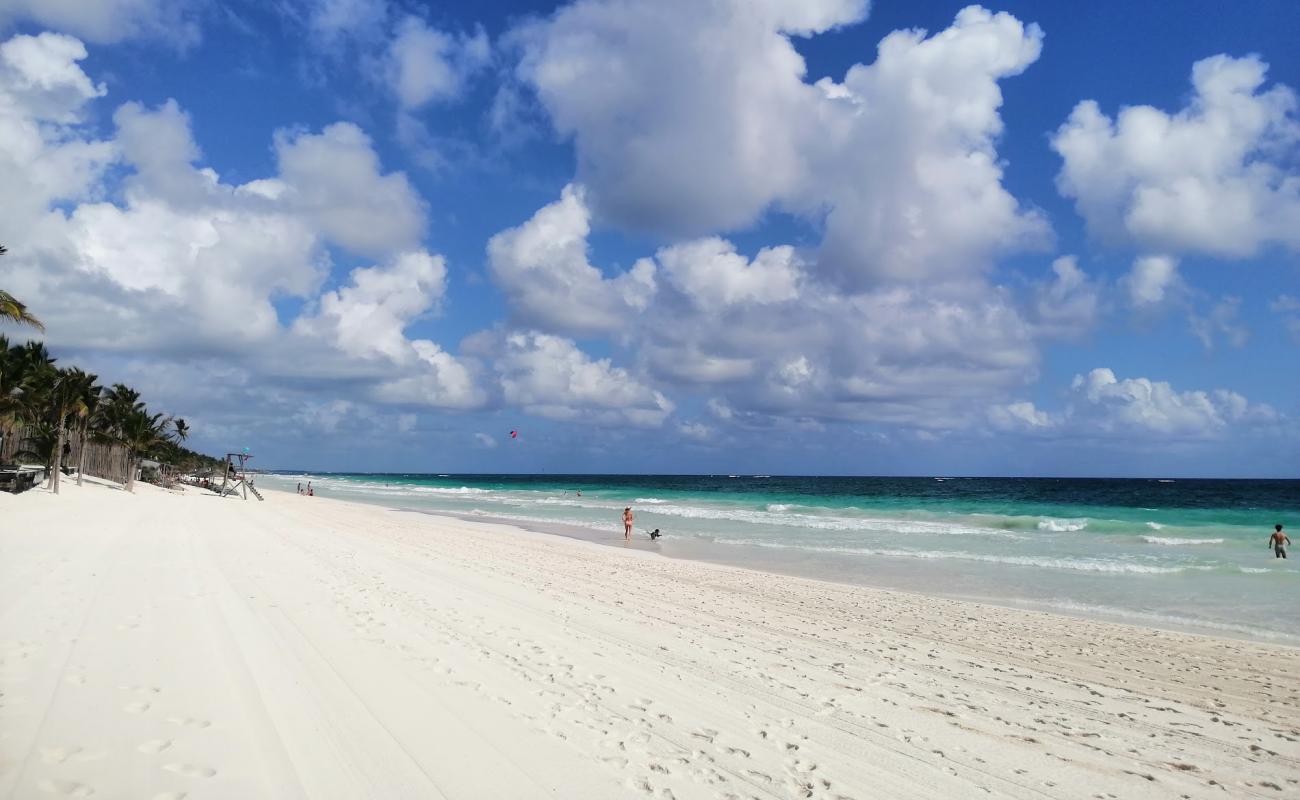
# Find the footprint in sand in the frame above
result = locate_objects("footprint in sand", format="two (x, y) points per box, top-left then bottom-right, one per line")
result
(36, 779), (95, 797)
(164, 717), (211, 729)
(162, 764), (216, 779)
(138, 739), (173, 754)
(123, 702), (151, 714)
(39, 747), (108, 764)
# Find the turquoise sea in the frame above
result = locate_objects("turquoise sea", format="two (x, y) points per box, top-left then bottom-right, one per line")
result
(257, 473), (1300, 645)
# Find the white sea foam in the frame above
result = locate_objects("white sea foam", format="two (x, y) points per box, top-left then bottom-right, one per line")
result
(766, 504), (794, 512)
(643, 504), (1019, 537)
(1145, 521), (1164, 530)
(528, 496), (608, 508)
(1141, 536), (1224, 545)
(710, 538), (1195, 574)
(1037, 518), (1088, 532)
(410, 486), (491, 495)
(634, 498), (669, 504)
(1239, 567), (1272, 574)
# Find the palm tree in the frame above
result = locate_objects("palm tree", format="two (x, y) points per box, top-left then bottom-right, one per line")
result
(13, 419), (56, 468)
(118, 409), (169, 492)
(9, 344), (56, 468)
(0, 246), (44, 331)
(98, 383), (146, 486)
(74, 379), (101, 486)
(0, 335), (215, 492)
(0, 337), (24, 449)
(46, 368), (96, 493)
(0, 291), (44, 331)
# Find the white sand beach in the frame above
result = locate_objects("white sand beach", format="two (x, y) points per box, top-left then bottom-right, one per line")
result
(1, 480), (1297, 800)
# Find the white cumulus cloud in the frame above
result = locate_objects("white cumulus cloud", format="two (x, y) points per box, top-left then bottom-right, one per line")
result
(0, 0), (202, 46)
(514, 4), (1049, 286)
(272, 122), (427, 258)
(1122, 254), (1181, 308)
(512, 0), (868, 234)
(657, 238), (802, 308)
(0, 32), (482, 418)
(385, 15), (489, 110)
(487, 184), (656, 335)
(1053, 54), (1300, 257)
(1029, 255), (1101, 339)
(993, 369), (1283, 441)
(809, 6), (1050, 286)
(1067, 368), (1276, 437)
(465, 330), (674, 427)
(294, 250), (446, 362)
(988, 401), (1056, 432)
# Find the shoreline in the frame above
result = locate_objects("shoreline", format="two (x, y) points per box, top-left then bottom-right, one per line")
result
(278, 478), (1294, 648)
(253, 473), (1300, 651)
(399, 504), (1300, 650)
(3, 479), (1297, 799)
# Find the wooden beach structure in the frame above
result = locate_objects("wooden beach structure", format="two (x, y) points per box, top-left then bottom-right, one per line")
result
(0, 423), (131, 489)
(219, 452), (264, 501)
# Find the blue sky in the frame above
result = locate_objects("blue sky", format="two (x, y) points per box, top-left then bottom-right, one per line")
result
(0, 0), (1297, 476)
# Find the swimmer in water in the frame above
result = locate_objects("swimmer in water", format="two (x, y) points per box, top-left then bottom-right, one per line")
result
(1269, 524), (1290, 559)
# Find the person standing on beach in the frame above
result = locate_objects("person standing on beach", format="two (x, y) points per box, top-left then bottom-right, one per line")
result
(1269, 524), (1290, 558)
(623, 507), (634, 541)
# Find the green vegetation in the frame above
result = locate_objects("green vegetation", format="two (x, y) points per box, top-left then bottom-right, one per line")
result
(0, 245), (44, 331)
(0, 336), (223, 493)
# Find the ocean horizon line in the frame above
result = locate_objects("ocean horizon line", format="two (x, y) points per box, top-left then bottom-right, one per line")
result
(262, 469), (1300, 483)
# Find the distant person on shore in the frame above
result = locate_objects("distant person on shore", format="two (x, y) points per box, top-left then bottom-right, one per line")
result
(307, 481), (313, 497)
(623, 507), (633, 541)
(297, 482), (302, 494)
(1269, 524), (1290, 559)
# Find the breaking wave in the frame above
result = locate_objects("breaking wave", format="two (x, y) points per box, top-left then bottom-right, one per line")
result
(1141, 536), (1225, 546)
(1037, 518), (1088, 532)
(710, 538), (1202, 574)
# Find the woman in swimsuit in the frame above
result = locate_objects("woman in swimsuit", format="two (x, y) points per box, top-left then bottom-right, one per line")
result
(623, 507), (633, 541)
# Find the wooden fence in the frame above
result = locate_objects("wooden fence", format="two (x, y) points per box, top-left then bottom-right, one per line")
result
(0, 424), (132, 485)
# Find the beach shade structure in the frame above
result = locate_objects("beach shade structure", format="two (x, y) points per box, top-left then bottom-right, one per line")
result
(219, 452), (264, 501)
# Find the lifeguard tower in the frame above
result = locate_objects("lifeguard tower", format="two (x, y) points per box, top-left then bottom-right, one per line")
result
(219, 452), (264, 500)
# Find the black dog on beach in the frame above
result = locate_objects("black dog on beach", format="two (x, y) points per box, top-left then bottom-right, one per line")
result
(647, 528), (662, 541)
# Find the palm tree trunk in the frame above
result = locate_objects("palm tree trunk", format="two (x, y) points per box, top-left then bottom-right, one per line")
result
(51, 423), (65, 493)
(76, 428), (87, 486)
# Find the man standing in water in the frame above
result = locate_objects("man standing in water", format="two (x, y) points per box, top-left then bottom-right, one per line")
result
(1269, 524), (1290, 558)
(623, 507), (634, 542)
